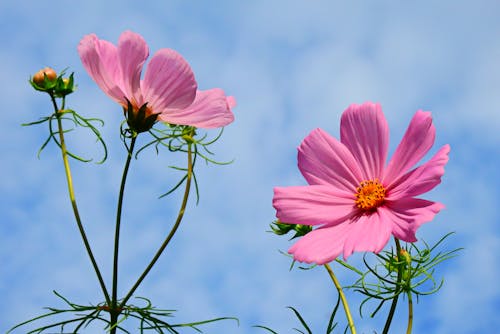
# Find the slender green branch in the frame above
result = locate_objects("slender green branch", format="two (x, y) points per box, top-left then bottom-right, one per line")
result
(324, 263), (356, 334)
(120, 140), (194, 308)
(111, 134), (137, 330)
(52, 93), (110, 305)
(382, 238), (402, 334)
(406, 290), (413, 334)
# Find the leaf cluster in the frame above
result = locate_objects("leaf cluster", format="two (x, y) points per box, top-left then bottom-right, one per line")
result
(254, 297), (347, 334)
(132, 124), (232, 203)
(8, 291), (237, 334)
(346, 232), (462, 318)
(23, 109), (108, 163)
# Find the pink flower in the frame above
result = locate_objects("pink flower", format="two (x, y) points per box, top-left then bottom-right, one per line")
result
(78, 31), (235, 131)
(273, 102), (450, 264)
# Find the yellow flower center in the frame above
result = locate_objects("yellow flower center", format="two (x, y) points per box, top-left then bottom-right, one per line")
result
(355, 179), (386, 211)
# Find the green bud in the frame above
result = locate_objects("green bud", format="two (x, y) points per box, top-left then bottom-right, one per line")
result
(399, 249), (412, 265)
(270, 220), (312, 239)
(270, 220), (295, 235)
(292, 224), (313, 238)
(53, 72), (76, 97)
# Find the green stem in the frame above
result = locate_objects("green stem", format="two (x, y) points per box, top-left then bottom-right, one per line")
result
(111, 135), (137, 329)
(382, 238), (403, 334)
(52, 94), (110, 305)
(324, 263), (356, 334)
(406, 290), (413, 334)
(120, 141), (193, 308)
(109, 312), (119, 334)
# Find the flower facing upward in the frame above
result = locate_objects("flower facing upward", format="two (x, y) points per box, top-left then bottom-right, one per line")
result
(273, 102), (450, 264)
(78, 31), (235, 132)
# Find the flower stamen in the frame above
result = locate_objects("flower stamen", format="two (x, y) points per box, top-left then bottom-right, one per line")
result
(355, 179), (386, 211)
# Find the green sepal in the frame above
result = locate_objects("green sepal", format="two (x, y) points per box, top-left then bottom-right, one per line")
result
(54, 72), (76, 97)
(125, 99), (158, 133)
(270, 220), (312, 239)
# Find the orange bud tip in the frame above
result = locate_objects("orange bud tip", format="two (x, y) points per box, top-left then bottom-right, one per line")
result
(33, 67), (57, 86)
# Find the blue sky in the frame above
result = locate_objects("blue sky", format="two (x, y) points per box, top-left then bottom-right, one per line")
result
(1, 1), (499, 333)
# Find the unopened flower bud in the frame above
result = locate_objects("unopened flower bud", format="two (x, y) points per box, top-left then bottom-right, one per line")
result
(270, 220), (295, 236)
(32, 67), (57, 86)
(269, 220), (312, 239)
(399, 249), (411, 265)
(54, 73), (76, 97)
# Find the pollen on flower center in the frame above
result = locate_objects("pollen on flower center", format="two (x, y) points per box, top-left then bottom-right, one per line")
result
(355, 179), (386, 211)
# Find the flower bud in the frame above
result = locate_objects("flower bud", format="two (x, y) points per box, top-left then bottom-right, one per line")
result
(54, 73), (76, 97)
(399, 249), (412, 265)
(270, 220), (312, 239)
(32, 67), (57, 86)
(270, 220), (295, 236)
(293, 224), (313, 238)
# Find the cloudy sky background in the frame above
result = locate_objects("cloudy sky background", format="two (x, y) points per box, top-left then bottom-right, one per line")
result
(1, 1), (499, 333)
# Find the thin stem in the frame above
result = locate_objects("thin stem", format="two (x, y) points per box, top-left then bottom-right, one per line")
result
(406, 290), (413, 334)
(324, 263), (356, 334)
(120, 141), (193, 308)
(52, 94), (110, 305)
(382, 238), (403, 334)
(112, 136), (137, 315)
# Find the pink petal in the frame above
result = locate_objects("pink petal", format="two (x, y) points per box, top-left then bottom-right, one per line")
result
(226, 96), (237, 108)
(142, 49), (197, 112)
(273, 185), (356, 227)
(298, 128), (363, 192)
(384, 198), (444, 241)
(117, 31), (149, 105)
(340, 102), (389, 180)
(78, 34), (125, 104)
(383, 110), (436, 184)
(158, 89), (235, 128)
(288, 223), (352, 264)
(341, 212), (392, 259)
(377, 206), (418, 242)
(288, 212), (392, 264)
(387, 145), (450, 200)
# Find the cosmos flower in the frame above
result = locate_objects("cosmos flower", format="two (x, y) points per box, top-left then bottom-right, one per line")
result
(273, 102), (450, 264)
(78, 31), (234, 132)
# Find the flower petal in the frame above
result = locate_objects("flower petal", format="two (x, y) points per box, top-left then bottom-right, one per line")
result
(383, 198), (444, 241)
(226, 95), (237, 108)
(377, 206), (418, 242)
(158, 89), (235, 128)
(78, 34), (125, 104)
(342, 212), (392, 259)
(289, 212), (392, 264)
(288, 223), (352, 264)
(340, 102), (389, 180)
(142, 48), (197, 112)
(387, 144), (450, 200)
(117, 31), (149, 105)
(298, 128), (363, 192)
(273, 185), (356, 226)
(383, 110), (436, 184)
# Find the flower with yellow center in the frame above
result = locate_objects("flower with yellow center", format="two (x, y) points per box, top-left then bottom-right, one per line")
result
(273, 102), (450, 264)
(355, 179), (386, 211)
